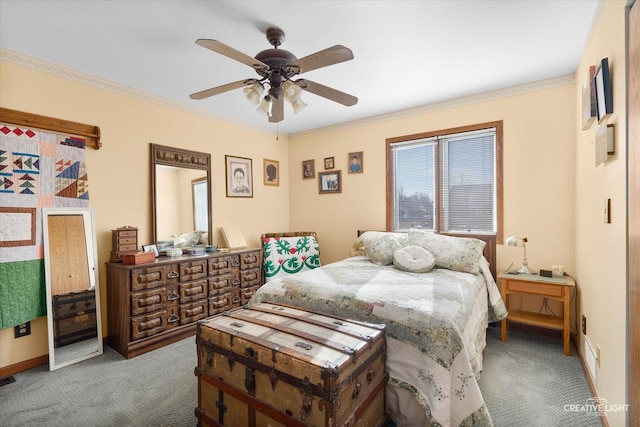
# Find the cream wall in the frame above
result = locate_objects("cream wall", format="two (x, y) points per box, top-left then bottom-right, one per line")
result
(0, 61), (290, 368)
(0, 6), (630, 424)
(289, 84), (577, 272)
(574, 1), (628, 426)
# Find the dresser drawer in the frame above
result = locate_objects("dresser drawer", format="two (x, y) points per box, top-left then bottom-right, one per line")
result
(506, 280), (563, 297)
(208, 293), (232, 316)
(131, 287), (168, 316)
(180, 260), (207, 281)
(240, 268), (261, 288)
(208, 274), (233, 296)
(240, 285), (260, 304)
(179, 300), (208, 324)
(240, 251), (261, 269)
(118, 230), (138, 238)
(131, 310), (167, 340)
(180, 279), (208, 303)
(208, 255), (240, 276)
(118, 237), (137, 245)
(131, 265), (170, 291)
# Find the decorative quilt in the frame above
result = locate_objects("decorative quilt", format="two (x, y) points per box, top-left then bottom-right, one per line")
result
(249, 256), (507, 426)
(0, 123), (89, 330)
(262, 235), (321, 281)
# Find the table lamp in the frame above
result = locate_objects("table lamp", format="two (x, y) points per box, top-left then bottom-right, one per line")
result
(505, 236), (533, 274)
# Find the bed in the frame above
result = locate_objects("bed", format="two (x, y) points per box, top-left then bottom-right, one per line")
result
(248, 230), (507, 426)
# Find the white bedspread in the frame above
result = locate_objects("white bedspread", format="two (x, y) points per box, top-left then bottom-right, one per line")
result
(248, 256), (507, 426)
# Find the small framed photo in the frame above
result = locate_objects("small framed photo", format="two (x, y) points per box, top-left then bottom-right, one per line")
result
(324, 157), (334, 170)
(347, 151), (363, 174)
(302, 159), (315, 179)
(225, 155), (253, 197)
(318, 170), (342, 194)
(263, 159), (279, 186)
(142, 244), (159, 258)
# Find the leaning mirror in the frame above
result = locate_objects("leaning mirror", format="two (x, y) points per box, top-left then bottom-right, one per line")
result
(151, 144), (212, 247)
(43, 207), (103, 370)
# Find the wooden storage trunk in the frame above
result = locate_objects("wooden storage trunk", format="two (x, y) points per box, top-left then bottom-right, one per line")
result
(195, 303), (387, 427)
(53, 289), (97, 348)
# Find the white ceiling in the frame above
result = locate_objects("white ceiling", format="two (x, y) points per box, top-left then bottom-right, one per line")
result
(0, 0), (601, 135)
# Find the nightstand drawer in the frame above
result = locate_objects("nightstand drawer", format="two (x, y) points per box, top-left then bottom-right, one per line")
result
(507, 280), (563, 297)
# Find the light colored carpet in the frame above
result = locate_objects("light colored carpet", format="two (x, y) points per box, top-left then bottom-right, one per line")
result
(0, 327), (601, 426)
(479, 327), (601, 426)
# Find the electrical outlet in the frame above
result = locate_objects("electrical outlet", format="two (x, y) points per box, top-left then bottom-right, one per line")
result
(582, 315), (587, 335)
(552, 265), (564, 277)
(14, 321), (30, 338)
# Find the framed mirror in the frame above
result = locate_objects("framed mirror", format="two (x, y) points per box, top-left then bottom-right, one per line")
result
(151, 144), (212, 246)
(43, 207), (103, 370)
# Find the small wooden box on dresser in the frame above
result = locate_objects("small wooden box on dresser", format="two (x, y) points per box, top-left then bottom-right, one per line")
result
(106, 248), (262, 358)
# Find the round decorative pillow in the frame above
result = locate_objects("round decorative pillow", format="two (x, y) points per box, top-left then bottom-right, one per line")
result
(393, 245), (436, 273)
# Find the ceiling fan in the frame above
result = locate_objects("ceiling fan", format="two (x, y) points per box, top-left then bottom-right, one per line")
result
(189, 27), (358, 123)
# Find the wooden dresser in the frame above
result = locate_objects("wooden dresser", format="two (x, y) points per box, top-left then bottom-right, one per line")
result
(106, 248), (262, 358)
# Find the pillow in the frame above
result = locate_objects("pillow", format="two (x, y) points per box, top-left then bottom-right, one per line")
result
(393, 245), (435, 273)
(348, 235), (367, 257)
(360, 231), (408, 265)
(263, 235), (321, 281)
(407, 230), (485, 274)
(172, 231), (203, 248)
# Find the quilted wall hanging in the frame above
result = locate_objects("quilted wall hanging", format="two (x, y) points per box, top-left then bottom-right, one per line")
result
(0, 122), (91, 330)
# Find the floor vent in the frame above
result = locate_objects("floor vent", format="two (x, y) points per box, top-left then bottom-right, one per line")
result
(584, 335), (598, 386)
(0, 376), (16, 387)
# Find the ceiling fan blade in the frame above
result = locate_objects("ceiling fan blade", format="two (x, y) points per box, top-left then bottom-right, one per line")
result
(295, 79), (358, 107)
(189, 79), (254, 100)
(269, 96), (284, 123)
(289, 45), (354, 74)
(196, 39), (268, 70)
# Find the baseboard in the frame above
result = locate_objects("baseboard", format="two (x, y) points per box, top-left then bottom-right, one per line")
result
(577, 338), (609, 427)
(0, 354), (48, 377)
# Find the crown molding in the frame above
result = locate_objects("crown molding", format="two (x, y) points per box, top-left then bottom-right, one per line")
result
(290, 74), (575, 139)
(0, 47), (276, 136)
(2, 47), (574, 140)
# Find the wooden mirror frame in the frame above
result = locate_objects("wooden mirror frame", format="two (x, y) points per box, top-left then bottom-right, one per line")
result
(150, 144), (212, 245)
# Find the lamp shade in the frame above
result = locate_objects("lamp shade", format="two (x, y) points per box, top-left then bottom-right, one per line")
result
(283, 80), (307, 114)
(257, 95), (273, 116)
(505, 236), (532, 274)
(283, 80), (301, 101)
(243, 82), (264, 105)
(506, 236), (527, 247)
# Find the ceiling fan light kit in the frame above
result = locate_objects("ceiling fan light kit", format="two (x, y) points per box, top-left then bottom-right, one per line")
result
(190, 27), (358, 123)
(243, 82), (264, 105)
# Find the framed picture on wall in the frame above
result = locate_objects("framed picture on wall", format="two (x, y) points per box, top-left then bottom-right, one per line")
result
(581, 65), (597, 130)
(324, 157), (334, 170)
(263, 159), (279, 186)
(318, 170), (342, 194)
(347, 151), (363, 173)
(225, 155), (253, 197)
(302, 159), (315, 179)
(595, 57), (613, 122)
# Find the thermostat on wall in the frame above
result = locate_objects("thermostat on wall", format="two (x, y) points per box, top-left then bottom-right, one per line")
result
(221, 225), (247, 250)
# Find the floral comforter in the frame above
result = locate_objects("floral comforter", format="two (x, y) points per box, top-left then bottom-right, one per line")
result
(248, 255), (507, 427)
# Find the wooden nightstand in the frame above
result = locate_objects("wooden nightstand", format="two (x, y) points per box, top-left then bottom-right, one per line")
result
(498, 272), (575, 356)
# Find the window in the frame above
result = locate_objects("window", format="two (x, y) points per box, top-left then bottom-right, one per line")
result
(192, 177), (208, 232)
(387, 121), (503, 240)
